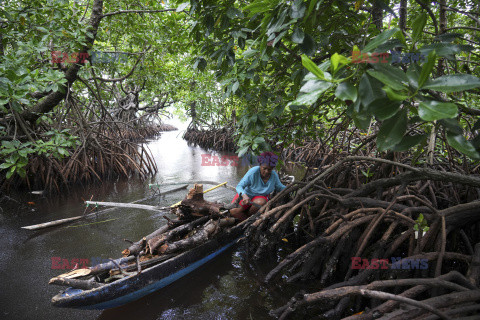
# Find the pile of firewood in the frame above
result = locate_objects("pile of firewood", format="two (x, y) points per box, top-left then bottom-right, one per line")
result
(49, 184), (235, 289)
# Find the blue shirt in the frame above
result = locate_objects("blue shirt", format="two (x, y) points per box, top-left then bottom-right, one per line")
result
(236, 166), (286, 198)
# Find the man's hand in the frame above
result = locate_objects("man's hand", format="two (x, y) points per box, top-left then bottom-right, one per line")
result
(241, 194), (250, 205)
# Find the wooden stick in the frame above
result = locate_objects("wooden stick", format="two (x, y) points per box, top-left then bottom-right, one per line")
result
(85, 201), (168, 211)
(21, 185), (188, 231)
(22, 216), (84, 230)
(149, 181), (236, 192)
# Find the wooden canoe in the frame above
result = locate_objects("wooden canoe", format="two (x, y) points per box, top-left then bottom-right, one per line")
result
(51, 223), (244, 310)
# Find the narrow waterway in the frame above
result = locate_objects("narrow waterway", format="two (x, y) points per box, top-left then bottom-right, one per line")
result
(0, 129), (305, 320)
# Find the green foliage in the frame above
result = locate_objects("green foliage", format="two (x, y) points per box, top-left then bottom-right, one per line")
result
(0, 130), (80, 179)
(2, 0), (480, 183)
(185, 0), (480, 161)
(413, 214), (429, 233)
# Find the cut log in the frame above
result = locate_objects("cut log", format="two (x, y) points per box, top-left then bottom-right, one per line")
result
(122, 225), (170, 257)
(49, 277), (102, 290)
(147, 216), (210, 254)
(159, 220), (218, 255)
(187, 184), (204, 200)
(219, 217), (236, 228)
(177, 184), (223, 219)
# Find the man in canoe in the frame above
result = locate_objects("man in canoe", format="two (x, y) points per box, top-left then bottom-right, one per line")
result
(228, 151), (286, 221)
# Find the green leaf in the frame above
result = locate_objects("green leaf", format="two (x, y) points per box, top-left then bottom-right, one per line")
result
(419, 43), (474, 57)
(439, 119), (463, 135)
(352, 111), (371, 130)
(418, 100), (458, 121)
(226, 7), (244, 19)
(254, 137), (265, 144)
(299, 33), (316, 56)
(362, 28), (399, 53)
(6, 169), (14, 179)
(244, 0), (272, 15)
(176, 2), (189, 12)
(411, 13), (427, 44)
(300, 80), (330, 93)
(383, 86), (409, 101)
(368, 98), (401, 120)
(243, 49), (258, 59)
(232, 81), (240, 93)
(423, 74), (480, 93)
(335, 82), (357, 102)
(418, 50), (436, 88)
(376, 109), (408, 152)
(367, 65), (408, 91)
(330, 53), (349, 74)
(290, 1), (306, 19)
(292, 27), (305, 44)
(0, 162), (13, 169)
(291, 81), (332, 105)
(358, 74), (386, 108)
(271, 105), (285, 117)
(301, 55), (325, 80)
(391, 134), (427, 151)
(446, 133), (480, 160)
(237, 146), (250, 157)
(407, 64), (421, 89)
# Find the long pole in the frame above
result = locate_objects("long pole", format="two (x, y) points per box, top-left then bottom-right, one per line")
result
(21, 184), (189, 231)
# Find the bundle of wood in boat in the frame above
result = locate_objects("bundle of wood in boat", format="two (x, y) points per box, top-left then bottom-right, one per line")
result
(124, 184), (233, 256)
(49, 253), (175, 289)
(49, 215), (236, 290)
(49, 184), (236, 291)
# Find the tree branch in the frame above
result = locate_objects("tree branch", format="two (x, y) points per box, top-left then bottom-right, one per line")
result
(102, 9), (177, 18)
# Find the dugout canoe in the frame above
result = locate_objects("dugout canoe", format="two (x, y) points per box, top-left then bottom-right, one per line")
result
(51, 222), (244, 310)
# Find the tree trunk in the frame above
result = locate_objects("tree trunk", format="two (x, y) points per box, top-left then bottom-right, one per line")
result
(372, 2), (383, 31)
(399, 0), (407, 32)
(21, 0), (104, 123)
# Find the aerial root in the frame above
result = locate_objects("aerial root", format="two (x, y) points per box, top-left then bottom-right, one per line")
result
(242, 156), (480, 319)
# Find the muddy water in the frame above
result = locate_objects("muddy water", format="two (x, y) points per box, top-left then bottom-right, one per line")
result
(0, 130), (305, 320)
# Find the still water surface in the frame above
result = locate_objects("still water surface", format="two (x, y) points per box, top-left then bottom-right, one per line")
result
(0, 130), (304, 320)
